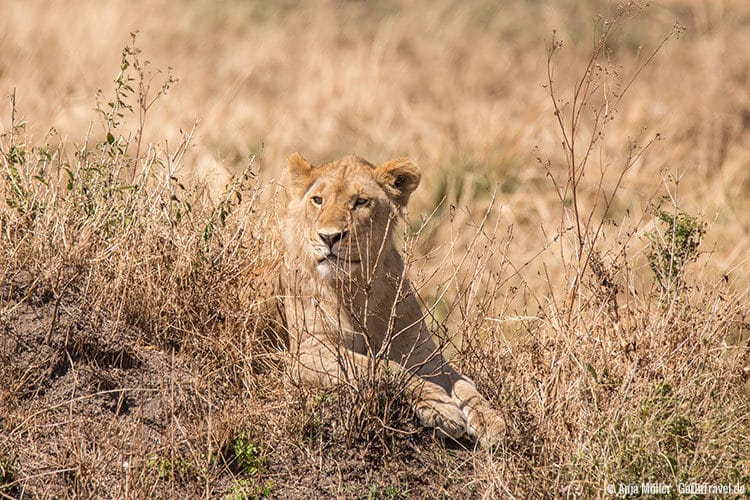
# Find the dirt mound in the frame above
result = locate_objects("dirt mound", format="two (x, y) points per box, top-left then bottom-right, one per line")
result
(0, 272), (481, 498)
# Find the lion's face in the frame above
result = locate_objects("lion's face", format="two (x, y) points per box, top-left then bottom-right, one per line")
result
(283, 153), (420, 280)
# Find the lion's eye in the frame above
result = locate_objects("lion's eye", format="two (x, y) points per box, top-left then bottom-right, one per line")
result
(354, 197), (369, 208)
(311, 196), (323, 206)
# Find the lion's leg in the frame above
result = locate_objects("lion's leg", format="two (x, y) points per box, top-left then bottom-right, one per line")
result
(409, 354), (506, 447)
(381, 321), (506, 447)
(292, 336), (467, 440)
(400, 334), (506, 446)
(451, 377), (506, 447)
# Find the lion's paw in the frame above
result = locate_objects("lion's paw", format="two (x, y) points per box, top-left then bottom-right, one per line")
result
(414, 394), (466, 440)
(464, 405), (506, 448)
(452, 378), (506, 447)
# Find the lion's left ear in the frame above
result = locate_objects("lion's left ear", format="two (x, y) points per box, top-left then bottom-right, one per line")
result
(374, 157), (421, 207)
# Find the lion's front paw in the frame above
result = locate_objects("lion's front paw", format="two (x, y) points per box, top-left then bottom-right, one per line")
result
(463, 405), (506, 447)
(414, 393), (466, 440)
(452, 379), (506, 447)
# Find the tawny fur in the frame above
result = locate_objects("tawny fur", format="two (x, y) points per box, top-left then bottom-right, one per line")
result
(281, 152), (505, 445)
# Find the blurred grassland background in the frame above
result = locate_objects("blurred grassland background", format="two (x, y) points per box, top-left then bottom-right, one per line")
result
(1, 0), (749, 498)
(2, 0), (750, 287)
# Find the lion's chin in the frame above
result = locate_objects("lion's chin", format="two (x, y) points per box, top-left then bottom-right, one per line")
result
(315, 255), (360, 278)
(316, 261), (333, 279)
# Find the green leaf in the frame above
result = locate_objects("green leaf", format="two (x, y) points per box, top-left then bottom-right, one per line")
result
(586, 363), (598, 383)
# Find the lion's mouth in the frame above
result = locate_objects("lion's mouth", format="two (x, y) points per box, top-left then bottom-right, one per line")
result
(318, 254), (361, 265)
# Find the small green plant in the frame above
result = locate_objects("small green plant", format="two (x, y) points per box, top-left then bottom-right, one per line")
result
(0, 454), (18, 495)
(147, 454), (193, 480)
(665, 415), (695, 451)
(232, 433), (267, 476)
(147, 455), (171, 479)
(225, 478), (273, 500)
(0, 90), (40, 216)
(646, 206), (706, 294)
(367, 482), (410, 500)
(96, 31), (177, 164)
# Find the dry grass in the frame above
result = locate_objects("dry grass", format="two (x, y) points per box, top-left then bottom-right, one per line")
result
(1, 0), (749, 498)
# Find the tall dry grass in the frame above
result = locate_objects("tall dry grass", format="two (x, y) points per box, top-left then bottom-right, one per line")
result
(1, 0), (749, 498)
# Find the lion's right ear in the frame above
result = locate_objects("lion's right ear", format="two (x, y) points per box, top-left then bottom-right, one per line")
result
(287, 152), (316, 197)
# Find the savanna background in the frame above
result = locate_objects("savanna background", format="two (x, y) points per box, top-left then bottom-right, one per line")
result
(1, 0), (749, 498)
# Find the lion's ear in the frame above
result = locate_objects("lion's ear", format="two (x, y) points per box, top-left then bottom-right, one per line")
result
(287, 152), (316, 197)
(375, 157), (421, 207)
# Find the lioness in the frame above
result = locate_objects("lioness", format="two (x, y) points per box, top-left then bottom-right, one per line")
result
(281, 152), (505, 445)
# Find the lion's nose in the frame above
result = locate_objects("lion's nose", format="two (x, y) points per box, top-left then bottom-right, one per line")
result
(319, 230), (347, 250)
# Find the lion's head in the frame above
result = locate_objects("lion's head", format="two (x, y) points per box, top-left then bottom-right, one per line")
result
(283, 153), (421, 280)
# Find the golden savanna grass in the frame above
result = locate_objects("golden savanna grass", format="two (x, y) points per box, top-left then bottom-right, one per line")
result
(1, 0), (749, 497)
